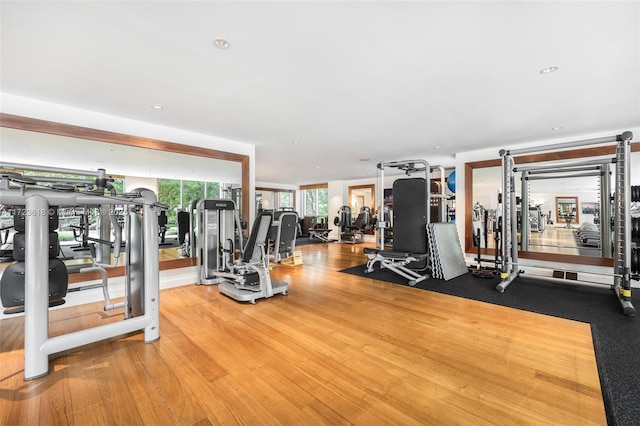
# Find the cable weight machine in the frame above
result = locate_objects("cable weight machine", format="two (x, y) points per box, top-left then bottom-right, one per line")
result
(496, 131), (636, 316)
(0, 162), (162, 378)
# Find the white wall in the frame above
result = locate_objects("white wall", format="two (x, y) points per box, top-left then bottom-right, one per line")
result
(124, 176), (157, 194)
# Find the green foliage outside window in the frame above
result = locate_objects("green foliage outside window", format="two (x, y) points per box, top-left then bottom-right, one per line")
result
(303, 188), (328, 217)
(157, 179), (225, 230)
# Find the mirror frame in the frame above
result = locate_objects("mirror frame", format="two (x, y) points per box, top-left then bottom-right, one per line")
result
(465, 143), (639, 268)
(348, 184), (375, 212)
(555, 196), (579, 226)
(0, 112), (251, 273)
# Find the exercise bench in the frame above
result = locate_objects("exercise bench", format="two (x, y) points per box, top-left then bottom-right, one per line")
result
(363, 247), (428, 286)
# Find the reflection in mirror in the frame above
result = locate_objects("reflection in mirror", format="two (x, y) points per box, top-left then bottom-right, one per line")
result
(1, 127), (242, 184)
(0, 113), (250, 274)
(555, 196), (579, 227)
(348, 184), (375, 213)
(466, 144), (639, 267)
(255, 188), (295, 213)
(472, 165), (604, 256)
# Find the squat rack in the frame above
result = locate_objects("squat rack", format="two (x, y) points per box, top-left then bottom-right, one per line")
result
(496, 131), (635, 316)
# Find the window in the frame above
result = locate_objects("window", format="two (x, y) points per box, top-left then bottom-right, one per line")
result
(157, 178), (226, 233)
(301, 186), (328, 217)
(278, 191), (293, 209)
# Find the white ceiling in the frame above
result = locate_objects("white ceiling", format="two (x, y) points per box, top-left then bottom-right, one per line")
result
(1, 1), (639, 185)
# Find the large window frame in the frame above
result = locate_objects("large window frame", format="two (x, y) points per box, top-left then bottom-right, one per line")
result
(300, 184), (328, 217)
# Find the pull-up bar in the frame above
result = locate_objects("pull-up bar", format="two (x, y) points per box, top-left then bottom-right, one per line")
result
(514, 157), (616, 173)
(525, 164), (606, 175)
(525, 171), (603, 181)
(500, 131), (632, 157)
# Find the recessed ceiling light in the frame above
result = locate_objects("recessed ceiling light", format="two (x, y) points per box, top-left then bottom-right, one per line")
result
(359, 158), (370, 162)
(151, 104), (163, 110)
(433, 146), (441, 150)
(552, 126), (563, 131)
(540, 66), (559, 74)
(213, 38), (230, 49)
(291, 141), (300, 145)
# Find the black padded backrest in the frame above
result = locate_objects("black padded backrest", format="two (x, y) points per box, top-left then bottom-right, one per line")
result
(393, 178), (428, 261)
(242, 212), (273, 263)
(351, 213), (366, 229)
(13, 206), (59, 232)
(12, 232), (59, 261)
(0, 258), (68, 307)
(267, 211), (281, 241)
(177, 211), (190, 245)
(269, 211), (294, 241)
(158, 210), (168, 227)
(278, 212), (298, 241)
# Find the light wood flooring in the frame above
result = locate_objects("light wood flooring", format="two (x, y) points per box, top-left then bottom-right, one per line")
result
(483, 225), (593, 256)
(0, 242), (606, 425)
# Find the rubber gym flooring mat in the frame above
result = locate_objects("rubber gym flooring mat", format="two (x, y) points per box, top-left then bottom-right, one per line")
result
(339, 264), (640, 426)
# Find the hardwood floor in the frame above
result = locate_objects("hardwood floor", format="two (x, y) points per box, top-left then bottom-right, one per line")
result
(482, 225), (594, 256)
(0, 242), (606, 425)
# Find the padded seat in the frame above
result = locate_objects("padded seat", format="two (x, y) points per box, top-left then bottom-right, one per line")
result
(363, 247), (428, 286)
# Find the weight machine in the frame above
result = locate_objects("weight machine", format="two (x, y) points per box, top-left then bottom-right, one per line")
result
(364, 160), (466, 284)
(335, 205), (370, 244)
(194, 199), (242, 285)
(496, 131), (637, 316)
(0, 162), (161, 379)
(193, 199), (288, 304)
(268, 209), (299, 263)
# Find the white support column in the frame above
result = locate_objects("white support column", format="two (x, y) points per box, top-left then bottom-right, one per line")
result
(24, 194), (51, 380)
(141, 190), (160, 342)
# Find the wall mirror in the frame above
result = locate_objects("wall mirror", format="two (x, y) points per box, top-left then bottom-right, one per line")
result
(465, 142), (639, 267)
(555, 196), (579, 227)
(255, 187), (296, 213)
(0, 113), (250, 274)
(348, 184), (375, 213)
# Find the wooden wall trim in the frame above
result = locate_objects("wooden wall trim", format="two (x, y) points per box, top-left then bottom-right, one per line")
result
(300, 183), (328, 190)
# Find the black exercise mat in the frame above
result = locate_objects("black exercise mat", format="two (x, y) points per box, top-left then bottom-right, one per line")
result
(339, 263), (640, 426)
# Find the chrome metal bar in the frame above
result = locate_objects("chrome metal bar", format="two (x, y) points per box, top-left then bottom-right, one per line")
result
(505, 135), (620, 156)
(514, 158), (615, 173)
(0, 161), (103, 177)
